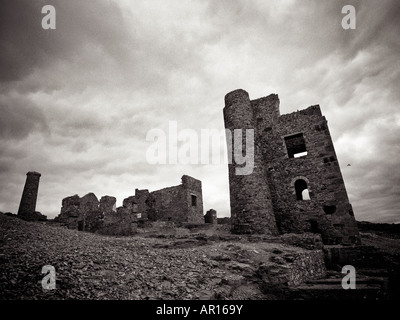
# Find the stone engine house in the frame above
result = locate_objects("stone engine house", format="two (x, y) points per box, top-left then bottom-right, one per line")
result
(224, 89), (359, 244)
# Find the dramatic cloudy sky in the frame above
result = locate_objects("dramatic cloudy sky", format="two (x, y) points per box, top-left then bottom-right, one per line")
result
(1, 0), (399, 223)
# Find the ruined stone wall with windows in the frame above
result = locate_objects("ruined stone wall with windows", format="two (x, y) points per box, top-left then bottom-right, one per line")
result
(181, 175), (204, 224)
(224, 89), (359, 244)
(138, 175), (204, 224)
(56, 175), (204, 235)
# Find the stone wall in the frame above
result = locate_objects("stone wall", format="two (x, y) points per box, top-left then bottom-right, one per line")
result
(144, 175), (204, 224)
(95, 211), (137, 236)
(223, 89), (360, 244)
(56, 174), (204, 233)
(150, 185), (186, 222)
(100, 196), (117, 213)
(134, 189), (149, 220)
(56, 193), (137, 235)
(78, 193), (99, 231)
(324, 245), (386, 270)
(57, 195), (80, 228)
(258, 250), (326, 289)
(205, 209), (217, 224)
(182, 175), (204, 224)
(262, 105), (359, 244)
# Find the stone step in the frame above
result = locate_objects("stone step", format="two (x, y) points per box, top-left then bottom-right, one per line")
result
(294, 283), (382, 291)
(357, 268), (390, 276)
(308, 276), (388, 285)
(289, 277), (388, 300)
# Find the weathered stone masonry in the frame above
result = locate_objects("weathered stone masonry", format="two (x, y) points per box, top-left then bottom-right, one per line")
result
(17, 171), (47, 221)
(135, 175), (204, 224)
(205, 209), (217, 224)
(56, 175), (204, 234)
(224, 89), (360, 244)
(56, 193), (136, 235)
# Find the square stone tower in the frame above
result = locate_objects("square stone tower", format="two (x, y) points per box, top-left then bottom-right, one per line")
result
(224, 89), (360, 244)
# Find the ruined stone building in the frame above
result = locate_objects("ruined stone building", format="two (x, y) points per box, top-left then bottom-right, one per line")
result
(55, 193), (136, 235)
(55, 175), (204, 234)
(224, 89), (359, 244)
(131, 175), (204, 224)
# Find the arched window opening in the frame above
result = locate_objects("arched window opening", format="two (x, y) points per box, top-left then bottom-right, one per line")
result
(295, 179), (310, 200)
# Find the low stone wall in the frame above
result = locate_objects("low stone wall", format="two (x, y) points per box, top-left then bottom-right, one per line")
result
(323, 245), (385, 270)
(257, 250), (326, 290)
(279, 232), (324, 250)
(95, 212), (137, 236)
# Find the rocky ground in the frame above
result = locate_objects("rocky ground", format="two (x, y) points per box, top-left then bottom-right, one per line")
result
(1, 213), (399, 300)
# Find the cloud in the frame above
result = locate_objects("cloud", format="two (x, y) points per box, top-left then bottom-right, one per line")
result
(0, 0), (398, 224)
(0, 95), (48, 139)
(0, 0), (132, 82)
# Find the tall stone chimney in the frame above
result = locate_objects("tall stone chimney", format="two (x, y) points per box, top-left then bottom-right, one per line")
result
(17, 171), (42, 219)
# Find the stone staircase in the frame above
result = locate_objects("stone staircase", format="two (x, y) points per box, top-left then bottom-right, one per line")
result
(287, 242), (397, 300)
(288, 269), (389, 300)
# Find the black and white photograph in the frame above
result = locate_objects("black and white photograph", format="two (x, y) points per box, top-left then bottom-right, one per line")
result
(1, 0), (399, 315)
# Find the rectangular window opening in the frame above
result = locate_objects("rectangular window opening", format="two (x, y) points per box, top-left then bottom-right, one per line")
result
(191, 195), (197, 206)
(284, 133), (307, 158)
